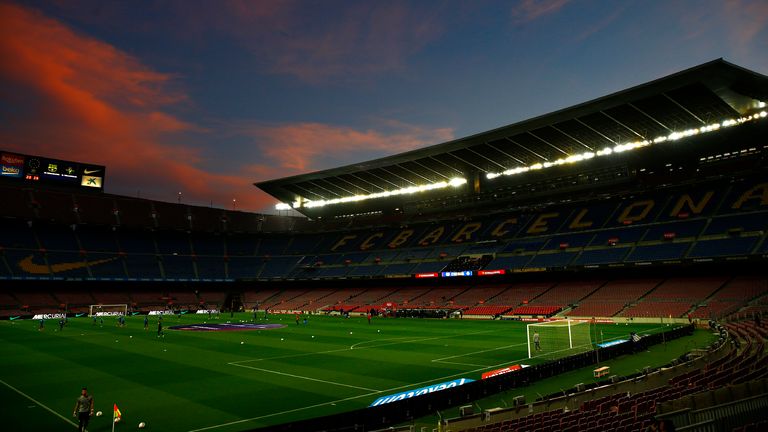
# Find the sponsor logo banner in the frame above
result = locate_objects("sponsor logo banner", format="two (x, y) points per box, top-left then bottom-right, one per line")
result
(414, 272), (439, 278)
(94, 311), (124, 316)
(481, 364), (529, 379)
(148, 310), (176, 316)
(512, 267), (545, 273)
(598, 339), (628, 348)
(195, 309), (220, 314)
(81, 175), (103, 188)
(1, 152), (24, 178)
(370, 378), (474, 407)
(1, 164), (22, 177)
(33, 313), (66, 319)
(1, 153), (24, 165)
(441, 270), (473, 277)
(478, 269), (505, 276)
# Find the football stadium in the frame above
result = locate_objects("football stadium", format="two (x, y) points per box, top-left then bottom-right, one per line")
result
(1, 59), (767, 432)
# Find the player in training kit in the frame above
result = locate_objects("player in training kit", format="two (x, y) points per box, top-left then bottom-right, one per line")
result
(533, 331), (541, 351)
(144, 315), (149, 330)
(73, 387), (94, 432)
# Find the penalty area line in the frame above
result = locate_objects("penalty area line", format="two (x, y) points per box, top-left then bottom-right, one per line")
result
(227, 362), (378, 392)
(0, 378), (78, 429)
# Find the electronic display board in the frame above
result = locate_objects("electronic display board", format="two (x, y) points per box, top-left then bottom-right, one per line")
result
(1, 150), (105, 191)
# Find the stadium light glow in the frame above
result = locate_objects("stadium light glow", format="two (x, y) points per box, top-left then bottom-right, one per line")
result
(486, 111), (768, 180)
(276, 177), (468, 209)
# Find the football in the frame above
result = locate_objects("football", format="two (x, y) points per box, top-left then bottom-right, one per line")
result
(95, 411), (102, 417)
(138, 422), (146, 428)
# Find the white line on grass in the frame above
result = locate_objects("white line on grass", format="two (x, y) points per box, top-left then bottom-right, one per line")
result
(227, 362), (379, 392)
(0, 378), (78, 429)
(431, 341), (529, 363)
(195, 349), (542, 432)
(433, 360), (490, 367)
(349, 336), (412, 349)
(201, 324), (675, 432)
(230, 328), (498, 365)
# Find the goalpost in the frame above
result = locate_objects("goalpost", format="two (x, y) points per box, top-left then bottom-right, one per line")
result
(89, 304), (128, 317)
(527, 319), (593, 359)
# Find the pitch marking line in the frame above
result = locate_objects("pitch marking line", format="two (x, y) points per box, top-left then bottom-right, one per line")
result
(431, 341), (529, 364)
(203, 325), (675, 431)
(194, 349), (547, 432)
(227, 362), (378, 392)
(0, 378), (79, 429)
(229, 328), (498, 365)
(349, 336), (412, 349)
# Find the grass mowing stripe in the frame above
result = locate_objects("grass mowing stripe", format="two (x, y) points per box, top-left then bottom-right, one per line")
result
(0, 378), (78, 429)
(227, 362), (379, 391)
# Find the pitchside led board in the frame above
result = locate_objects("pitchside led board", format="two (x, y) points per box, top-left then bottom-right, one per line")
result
(0, 151), (105, 191)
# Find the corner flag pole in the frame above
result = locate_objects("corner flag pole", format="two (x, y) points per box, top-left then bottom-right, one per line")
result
(112, 403), (121, 432)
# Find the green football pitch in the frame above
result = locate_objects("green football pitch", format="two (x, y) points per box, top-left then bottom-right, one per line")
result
(0, 314), (700, 431)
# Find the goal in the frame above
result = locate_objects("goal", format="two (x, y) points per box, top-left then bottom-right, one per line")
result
(527, 319), (593, 360)
(89, 304), (128, 317)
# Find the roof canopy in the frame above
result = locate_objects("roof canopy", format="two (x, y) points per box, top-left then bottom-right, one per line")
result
(257, 59), (768, 213)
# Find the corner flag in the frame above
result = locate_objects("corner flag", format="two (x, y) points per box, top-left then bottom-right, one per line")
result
(113, 403), (121, 420)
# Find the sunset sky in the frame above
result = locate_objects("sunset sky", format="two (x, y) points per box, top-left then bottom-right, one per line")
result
(1, 0), (766, 212)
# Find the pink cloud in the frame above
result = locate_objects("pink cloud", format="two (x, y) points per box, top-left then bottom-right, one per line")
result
(0, 2), (270, 211)
(0, 2), (455, 212)
(230, 120), (454, 175)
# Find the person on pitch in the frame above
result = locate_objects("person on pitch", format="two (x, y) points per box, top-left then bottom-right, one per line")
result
(533, 331), (541, 351)
(73, 387), (94, 432)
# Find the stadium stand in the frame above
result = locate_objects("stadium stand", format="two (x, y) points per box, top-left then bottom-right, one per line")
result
(567, 279), (661, 317)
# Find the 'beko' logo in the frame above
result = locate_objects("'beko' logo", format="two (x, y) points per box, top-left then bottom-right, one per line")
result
(1, 165), (21, 176)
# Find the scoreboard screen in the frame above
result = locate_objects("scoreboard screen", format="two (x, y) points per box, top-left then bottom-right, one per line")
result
(1, 151), (105, 191)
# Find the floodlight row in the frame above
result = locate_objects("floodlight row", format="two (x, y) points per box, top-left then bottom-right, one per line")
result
(486, 110), (767, 180)
(276, 177), (467, 209)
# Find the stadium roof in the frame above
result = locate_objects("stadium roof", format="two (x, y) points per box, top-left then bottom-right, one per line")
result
(257, 59), (768, 213)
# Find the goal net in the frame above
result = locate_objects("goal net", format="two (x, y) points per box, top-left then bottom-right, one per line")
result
(89, 304), (128, 317)
(527, 319), (593, 360)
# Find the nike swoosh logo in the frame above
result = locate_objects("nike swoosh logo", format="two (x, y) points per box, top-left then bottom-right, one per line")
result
(18, 255), (117, 274)
(83, 169), (101, 174)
